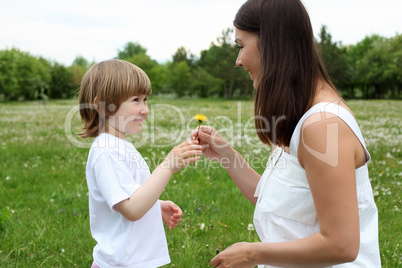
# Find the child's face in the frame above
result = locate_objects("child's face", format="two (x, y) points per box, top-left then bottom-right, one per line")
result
(106, 94), (148, 140)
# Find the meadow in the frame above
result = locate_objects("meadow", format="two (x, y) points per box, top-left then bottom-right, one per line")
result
(0, 98), (401, 267)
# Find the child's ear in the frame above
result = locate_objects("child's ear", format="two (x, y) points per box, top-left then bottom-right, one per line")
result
(93, 96), (99, 113)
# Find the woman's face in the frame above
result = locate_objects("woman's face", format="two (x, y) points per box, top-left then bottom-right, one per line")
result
(235, 28), (260, 88)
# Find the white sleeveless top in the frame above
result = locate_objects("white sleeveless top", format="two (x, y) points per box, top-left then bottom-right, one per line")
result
(253, 102), (381, 267)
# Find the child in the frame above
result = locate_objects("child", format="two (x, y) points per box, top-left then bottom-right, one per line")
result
(78, 59), (202, 268)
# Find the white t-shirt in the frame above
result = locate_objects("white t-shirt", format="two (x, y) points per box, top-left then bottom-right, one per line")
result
(86, 133), (170, 268)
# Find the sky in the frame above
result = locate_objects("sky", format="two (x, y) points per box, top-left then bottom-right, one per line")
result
(0, 0), (401, 66)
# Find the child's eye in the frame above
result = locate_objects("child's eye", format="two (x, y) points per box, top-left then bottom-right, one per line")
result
(237, 44), (244, 50)
(144, 97), (147, 102)
(133, 97), (139, 102)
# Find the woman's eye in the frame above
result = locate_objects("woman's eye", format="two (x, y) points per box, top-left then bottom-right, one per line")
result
(237, 45), (244, 50)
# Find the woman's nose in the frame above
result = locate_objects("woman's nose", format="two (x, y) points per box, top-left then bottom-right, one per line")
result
(235, 53), (242, 67)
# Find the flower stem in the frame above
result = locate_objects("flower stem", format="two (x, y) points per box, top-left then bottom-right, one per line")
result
(195, 123), (201, 141)
(194, 123), (201, 167)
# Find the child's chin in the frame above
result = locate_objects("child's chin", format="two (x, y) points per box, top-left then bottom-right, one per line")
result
(128, 127), (143, 135)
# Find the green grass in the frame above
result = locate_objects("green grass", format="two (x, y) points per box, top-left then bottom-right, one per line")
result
(0, 98), (401, 267)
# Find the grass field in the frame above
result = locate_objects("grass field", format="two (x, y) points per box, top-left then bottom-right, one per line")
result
(0, 98), (401, 267)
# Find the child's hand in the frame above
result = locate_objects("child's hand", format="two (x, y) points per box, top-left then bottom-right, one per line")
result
(191, 125), (235, 164)
(164, 140), (202, 173)
(160, 200), (182, 230)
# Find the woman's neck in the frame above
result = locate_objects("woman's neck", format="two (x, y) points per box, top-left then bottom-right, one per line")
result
(312, 80), (344, 106)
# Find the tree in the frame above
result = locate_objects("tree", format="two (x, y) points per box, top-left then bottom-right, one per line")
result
(0, 49), (19, 99)
(172, 46), (196, 68)
(118, 42), (169, 94)
(199, 28), (246, 99)
(387, 34), (402, 98)
(69, 55), (91, 91)
(317, 25), (349, 93)
(117, 42), (147, 59)
(348, 35), (389, 98)
(169, 61), (192, 97)
(191, 67), (222, 98)
(148, 63), (169, 94)
(72, 55), (90, 69)
(168, 46), (198, 97)
(0, 48), (51, 100)
(126, 53), (169, 94)
(50, 63), (75, 99)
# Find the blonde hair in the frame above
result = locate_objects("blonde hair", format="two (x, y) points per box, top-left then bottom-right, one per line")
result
(78, 59), (152, 138)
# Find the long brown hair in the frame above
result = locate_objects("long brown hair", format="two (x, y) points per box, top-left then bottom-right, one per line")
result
(234, 0), (337, 147)
(78, 59), (152, 138)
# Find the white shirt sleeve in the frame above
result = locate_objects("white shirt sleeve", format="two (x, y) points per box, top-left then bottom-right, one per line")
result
(93, 149), (141, 211)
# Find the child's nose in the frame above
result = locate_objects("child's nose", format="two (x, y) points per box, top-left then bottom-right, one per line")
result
(140, 105), (148, 115)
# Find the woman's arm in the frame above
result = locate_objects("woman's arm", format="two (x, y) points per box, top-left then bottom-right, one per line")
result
(224, 149), (261, 205)
(195, 126), (261, 204)
(211, 114), (362, 267)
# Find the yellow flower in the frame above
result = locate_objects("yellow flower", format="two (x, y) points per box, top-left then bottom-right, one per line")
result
(194, 114), (207, 122)
(194, 114), (207, 138)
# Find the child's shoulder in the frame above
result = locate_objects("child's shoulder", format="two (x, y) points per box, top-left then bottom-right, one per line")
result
(90, 133), (139, 158)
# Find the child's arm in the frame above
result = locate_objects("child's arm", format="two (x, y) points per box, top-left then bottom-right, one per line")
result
(160, 200), (182, 229)
(113, 140), (202, 221)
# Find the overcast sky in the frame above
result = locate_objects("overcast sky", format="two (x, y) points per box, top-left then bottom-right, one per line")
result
(0, 0), (401, 66)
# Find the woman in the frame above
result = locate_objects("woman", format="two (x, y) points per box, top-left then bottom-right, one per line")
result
(192, 0), (381, 267)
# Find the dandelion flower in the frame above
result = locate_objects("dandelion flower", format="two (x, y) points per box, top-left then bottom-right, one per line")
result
(194, 114), (207, 122)
(200, 223), (205, 230)
(247, 223), (255, 231)
(194, 114), (207, 141)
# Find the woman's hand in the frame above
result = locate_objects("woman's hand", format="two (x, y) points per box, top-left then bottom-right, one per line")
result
(191, 126), (236, 166)
(211, 242), (257, 268)
(160, 200), (182, 230)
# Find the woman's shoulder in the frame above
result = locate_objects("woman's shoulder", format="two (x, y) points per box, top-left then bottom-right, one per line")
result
(303, 87), (356, 133)
(298, 102), (368, 169)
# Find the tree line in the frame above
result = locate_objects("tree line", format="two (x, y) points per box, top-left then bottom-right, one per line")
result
(0, 26), (401, 101)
